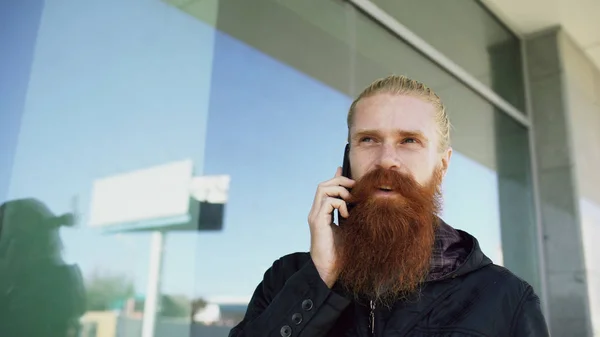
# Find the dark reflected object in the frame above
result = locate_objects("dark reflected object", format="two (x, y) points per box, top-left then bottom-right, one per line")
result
(197, 201), (225, 231)
(0, 198), (86, 337)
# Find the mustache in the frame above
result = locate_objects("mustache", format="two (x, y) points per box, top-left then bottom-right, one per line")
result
(348, 167), (427, 203)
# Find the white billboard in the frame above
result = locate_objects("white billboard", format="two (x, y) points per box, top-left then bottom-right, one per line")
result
(88, 159), (195, 232)
(89, 159), (230, 232)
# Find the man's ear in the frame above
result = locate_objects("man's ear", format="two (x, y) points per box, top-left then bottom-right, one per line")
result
(440, 147), (452, 178)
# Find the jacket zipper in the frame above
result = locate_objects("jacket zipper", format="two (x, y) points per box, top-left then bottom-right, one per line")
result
(369, 300), (376, 336)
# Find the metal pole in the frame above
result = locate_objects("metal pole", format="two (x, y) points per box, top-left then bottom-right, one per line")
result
(141, 231), (165, 337)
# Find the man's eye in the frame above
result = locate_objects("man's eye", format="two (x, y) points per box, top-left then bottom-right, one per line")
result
(360, 137), (374, 143)
(403, 138), (417, 144)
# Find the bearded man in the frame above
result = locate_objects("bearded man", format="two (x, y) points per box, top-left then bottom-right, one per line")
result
(229, 75), (549, 337)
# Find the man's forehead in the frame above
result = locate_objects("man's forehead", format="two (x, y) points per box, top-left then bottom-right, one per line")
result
(352, 94), (437, 131)
(355, 93), (434, 111)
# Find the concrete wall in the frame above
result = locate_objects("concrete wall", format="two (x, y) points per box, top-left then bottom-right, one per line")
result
(525, 26), (599, 336)
(560, 30), (600, 337)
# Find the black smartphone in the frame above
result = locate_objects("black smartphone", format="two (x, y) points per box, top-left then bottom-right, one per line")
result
(335, 144), (352, 226)
(342, 143), (351, 179)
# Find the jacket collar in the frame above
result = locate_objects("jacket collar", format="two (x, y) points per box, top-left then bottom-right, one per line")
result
(426, 218), (493, 282)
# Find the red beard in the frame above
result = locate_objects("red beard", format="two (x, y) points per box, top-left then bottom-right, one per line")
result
(336, 166), (443, 305)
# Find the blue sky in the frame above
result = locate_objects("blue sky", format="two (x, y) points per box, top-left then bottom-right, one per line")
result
(3, 0), (501, 302)
(0, 0), (44, 205)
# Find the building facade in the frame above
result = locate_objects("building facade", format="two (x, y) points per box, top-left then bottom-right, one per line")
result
(1, 0), (599, 336)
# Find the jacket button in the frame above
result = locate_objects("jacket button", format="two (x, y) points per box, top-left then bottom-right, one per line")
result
(280, 325), (292, 337)
(292, 313), (303, 325)
(301, 299), (313, 311)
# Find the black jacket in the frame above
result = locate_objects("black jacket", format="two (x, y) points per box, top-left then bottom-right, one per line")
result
(229, 229), (549, 336)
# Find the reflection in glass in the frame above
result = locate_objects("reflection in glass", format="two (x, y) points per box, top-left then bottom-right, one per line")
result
(3, 0), (217, 336)
(0, 0), (44, 202)
(0, 198), (85, 337)
(494, 110), (540, 293)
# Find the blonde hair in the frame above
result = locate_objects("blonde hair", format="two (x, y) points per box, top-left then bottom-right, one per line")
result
(347, 75), (451, 151)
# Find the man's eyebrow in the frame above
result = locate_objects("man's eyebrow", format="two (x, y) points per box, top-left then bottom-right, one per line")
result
(397, 130), (427, 139)
(352, 130), (380, 138)
(353, 129), (428, 138)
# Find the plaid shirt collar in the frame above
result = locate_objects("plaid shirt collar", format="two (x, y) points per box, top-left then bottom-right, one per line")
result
(426, 219), (469, 281)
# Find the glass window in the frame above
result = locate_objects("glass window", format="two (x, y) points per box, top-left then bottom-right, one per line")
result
(494, 110), (541, 292)
(371, 0), (526, 112)
(1, 0), (216, 335)
(0, 0), (539, 336)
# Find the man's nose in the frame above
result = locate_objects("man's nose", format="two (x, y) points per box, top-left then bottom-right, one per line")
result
(378, 144), (400, 170)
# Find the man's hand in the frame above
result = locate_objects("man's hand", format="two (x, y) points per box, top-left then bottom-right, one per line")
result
(308, 167), (355, 288)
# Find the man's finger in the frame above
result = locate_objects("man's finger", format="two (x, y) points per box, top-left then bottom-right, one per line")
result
(323, 186), (352, 201)
(321, 197), (347, 217)
(334, 166), (342, 178)
(320, 176), (356, 189)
